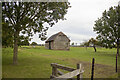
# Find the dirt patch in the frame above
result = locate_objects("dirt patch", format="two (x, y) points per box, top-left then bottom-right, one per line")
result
(56, 58), (117, 78)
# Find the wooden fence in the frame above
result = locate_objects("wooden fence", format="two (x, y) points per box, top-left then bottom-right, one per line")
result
(50, 63), (84, 80)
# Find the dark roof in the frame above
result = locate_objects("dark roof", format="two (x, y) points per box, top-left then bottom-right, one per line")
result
(45, 33), (58, 42)
(45, 32), (70, 43)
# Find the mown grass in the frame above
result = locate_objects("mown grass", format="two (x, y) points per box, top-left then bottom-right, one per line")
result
(2, 46), (119, 78)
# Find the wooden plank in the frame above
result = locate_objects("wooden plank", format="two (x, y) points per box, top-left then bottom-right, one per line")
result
(57, 70), (64, 75)
(51, 63), (76, 72)
(55, 69), (83, 78)
(77, 64), (81, 80)
(52, 71), (84, 80)
(50, 75), (56, 79)
(51, 63), (84, 80)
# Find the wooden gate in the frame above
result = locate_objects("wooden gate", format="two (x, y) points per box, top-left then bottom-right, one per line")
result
(50, 63), (84, 80)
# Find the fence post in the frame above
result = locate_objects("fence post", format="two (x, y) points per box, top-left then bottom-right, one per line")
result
(51, 64), (57, 78)
(91, 58), (95, 80)
(77, 63), (82, 80)
(52, 66), (57, 76)
(116, 54), (118, 72)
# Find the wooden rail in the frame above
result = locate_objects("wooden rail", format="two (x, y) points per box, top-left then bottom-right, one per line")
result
(56, 69), (84, 78)
(51, 63), (76, 72)
(50, 63), (84, 80)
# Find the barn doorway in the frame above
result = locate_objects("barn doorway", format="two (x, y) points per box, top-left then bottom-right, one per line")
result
(49, 41), (51, 49)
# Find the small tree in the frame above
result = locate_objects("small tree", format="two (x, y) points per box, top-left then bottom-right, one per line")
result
(88, 38), (98, 52)
(83, 41), (89, 49)
(75, 43), (77, 46)
(71, 42), (74, 46)
(31, 42), (37, 46)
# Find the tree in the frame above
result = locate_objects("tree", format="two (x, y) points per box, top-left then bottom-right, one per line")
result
(93, 5), (120, 55)
(75, 43), (77, 46)
(71, 42), (74, 46)
(88, 38), (98, 52)
(2, 2), (70, 64)
(31, 42), (37, 46)
(83, 41), (89, 49)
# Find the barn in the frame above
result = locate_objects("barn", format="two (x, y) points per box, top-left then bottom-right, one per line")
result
(45, 32), (70, 50)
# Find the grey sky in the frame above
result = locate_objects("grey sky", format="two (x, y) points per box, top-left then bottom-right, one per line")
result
(30, 0), (120, 44)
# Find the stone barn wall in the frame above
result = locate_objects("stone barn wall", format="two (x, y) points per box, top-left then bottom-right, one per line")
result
(45, 42), (49, 49)
(53, 34), (70, 50)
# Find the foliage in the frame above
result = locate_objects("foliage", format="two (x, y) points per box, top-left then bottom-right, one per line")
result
(93, 6), (120, 48)
(88, 38), (97, 46)
(2, 22), (14, 47)
(18, 36), (30, 46)
(31, 42), (37, 46)
(81, 38), (98, 47)
(71, 42), (74, 45)
(93, 5), (120, 54)
(83, 41), (89, 47)
(88, 38), (98, 52)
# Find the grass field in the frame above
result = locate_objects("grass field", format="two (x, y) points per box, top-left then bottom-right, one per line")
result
(2, 46), (119, 78)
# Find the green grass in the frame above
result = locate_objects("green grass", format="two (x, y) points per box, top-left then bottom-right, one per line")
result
(2, 46), (119, 78)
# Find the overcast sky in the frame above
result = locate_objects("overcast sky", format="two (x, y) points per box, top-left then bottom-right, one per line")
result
(30, 0), (120, 45)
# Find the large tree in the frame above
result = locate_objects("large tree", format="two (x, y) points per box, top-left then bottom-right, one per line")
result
(93, 5), (120, 55)
(2, 2), (70, 64)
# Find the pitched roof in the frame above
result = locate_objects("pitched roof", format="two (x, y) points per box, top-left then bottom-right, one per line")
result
(45, 32), (70, 43)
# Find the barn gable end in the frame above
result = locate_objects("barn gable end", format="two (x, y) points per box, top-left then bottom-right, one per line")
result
(45, 32), (70, 50)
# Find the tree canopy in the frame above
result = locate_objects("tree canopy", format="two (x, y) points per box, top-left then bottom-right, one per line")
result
(71, 42), (74, 46)
(93, 5), (120, 55)
(18, 36), (30, 46)
(88, 38), (98, 52)
(2, 2), (70, 64)
(80, 38), (99, 52)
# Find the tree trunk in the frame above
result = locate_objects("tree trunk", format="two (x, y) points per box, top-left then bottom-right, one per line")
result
(117, 39), (119, 56)
(117, 44), (119, 56)
(93, 46), (96, 52)
(13, 31), (19, 65)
